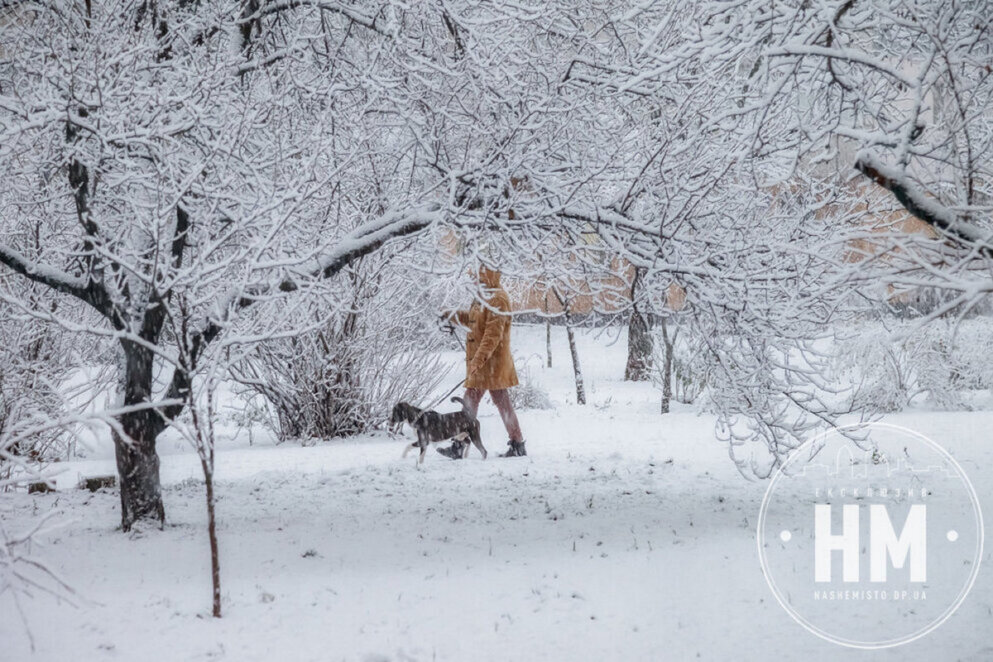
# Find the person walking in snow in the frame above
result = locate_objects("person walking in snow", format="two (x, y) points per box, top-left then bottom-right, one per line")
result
(438, 263), (526, 458)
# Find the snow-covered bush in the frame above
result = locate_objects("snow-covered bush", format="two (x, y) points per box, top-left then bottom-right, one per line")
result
(670, 346), (709, 406)
(0, 296), (79, 482)
(837, 319), (993, 412)
(509, 366), (553, 410)
(233, 258), (451, 442)
(909, 321), (993, 410)
(651, 321), (709, 408)
(836, 326), (914, 413)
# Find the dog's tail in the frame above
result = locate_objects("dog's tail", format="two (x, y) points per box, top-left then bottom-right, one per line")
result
(451, 396), (472, 415)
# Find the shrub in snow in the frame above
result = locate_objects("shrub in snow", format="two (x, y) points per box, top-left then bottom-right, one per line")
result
(650, 322), (709, 407)
(836, 318), (993, 412)
(0, 297), (78, 477)
(835, 326), (914, 413)
(509, 366), (553, 410)
(908, 320), (993, 410)
(233, 256), (451, 442)
(228, 397), (270, 446)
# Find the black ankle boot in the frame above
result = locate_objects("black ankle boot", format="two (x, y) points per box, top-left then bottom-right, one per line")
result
(436, 441), (468, 459)
(499, 440), (527, 457)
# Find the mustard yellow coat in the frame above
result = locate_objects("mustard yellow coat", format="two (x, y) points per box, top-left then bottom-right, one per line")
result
(450, 267), (519, 390)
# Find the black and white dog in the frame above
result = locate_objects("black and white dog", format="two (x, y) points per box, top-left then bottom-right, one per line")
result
(390, 397), (486, 463)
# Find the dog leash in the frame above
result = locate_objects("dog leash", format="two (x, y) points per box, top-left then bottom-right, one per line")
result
(415, 378), (467, 423)
(402, 321), (468, 426)
(425, 322), (467, 412)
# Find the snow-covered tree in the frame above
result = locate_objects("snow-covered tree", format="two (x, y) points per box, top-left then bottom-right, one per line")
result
(0, 1), (447, 529)
(631, 0), (993, 311)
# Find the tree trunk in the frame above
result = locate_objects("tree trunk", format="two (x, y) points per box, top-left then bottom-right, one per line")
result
(114, 422), (165, 531)
(545, 317), (552, 368)
(625, 309), (653, 381)
(203, 463), (222, 617)
(625, 268), (653, 381)
(566, 324), (585, 405)
(660, 318), (673, 414)
(115, 341), (166, 531)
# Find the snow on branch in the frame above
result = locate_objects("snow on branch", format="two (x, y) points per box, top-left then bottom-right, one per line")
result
(0, 246), (87, 298)
(766, 45), (917, 88)
(855, 154), (991, 248)
(159, 203), (443, 419)
(0, 245), (118, 323)
(249, 1), (386, 34)
(311, 203), (443, 281)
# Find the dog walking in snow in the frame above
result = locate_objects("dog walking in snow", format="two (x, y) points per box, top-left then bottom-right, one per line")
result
(390, 397), (487, 464)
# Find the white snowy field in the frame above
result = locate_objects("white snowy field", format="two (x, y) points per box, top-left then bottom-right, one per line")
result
(2, 325), (992, 661)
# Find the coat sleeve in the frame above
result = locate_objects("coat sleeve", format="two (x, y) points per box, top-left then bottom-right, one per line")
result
(468, 294), (510, 373)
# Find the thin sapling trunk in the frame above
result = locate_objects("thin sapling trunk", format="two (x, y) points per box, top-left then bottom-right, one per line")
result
(659, 318), (673, 414)
(552, 287), (585, 405)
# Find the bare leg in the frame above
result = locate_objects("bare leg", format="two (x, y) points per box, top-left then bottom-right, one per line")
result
(469, 421), (487, 459)
(462, 387), (485, 418)
(488, 389), (523, 442)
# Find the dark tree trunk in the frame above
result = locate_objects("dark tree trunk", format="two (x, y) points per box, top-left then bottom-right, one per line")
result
(625, 309), (653, 381)
(625, 268), (653, 381)
(114, 340), (166, 531)
(659, 318), (673, 414)
(203, 463), (221, 617)
(114, 425), (165, 530)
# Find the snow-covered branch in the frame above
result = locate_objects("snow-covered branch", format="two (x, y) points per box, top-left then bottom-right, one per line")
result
(160, 203), (444, 420)
(0, 245), (120, 325)
(855, 154), (991, 249)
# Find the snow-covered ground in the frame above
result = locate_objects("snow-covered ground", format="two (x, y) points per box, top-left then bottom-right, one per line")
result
(2, 325), (991, 661)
